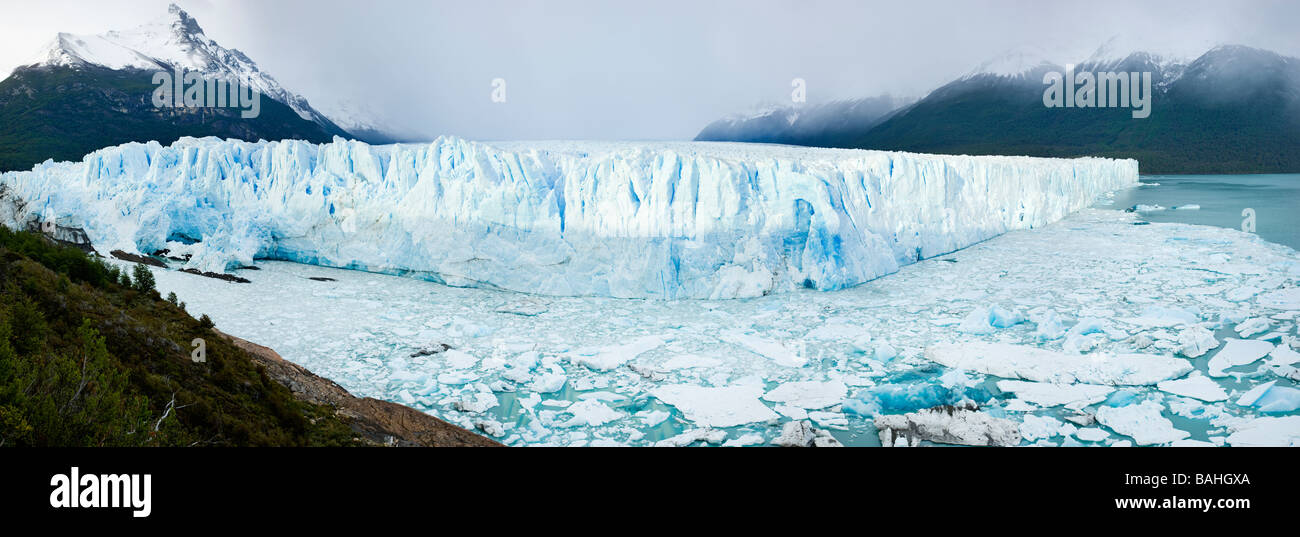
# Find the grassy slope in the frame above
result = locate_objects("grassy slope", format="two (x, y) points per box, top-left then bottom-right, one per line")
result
(0, 226), (362, 446)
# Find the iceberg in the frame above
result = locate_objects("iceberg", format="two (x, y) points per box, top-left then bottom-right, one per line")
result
(0, 136), (1137, 299)
(873, 407), (1022, 447)
(925, 342), (1192, 385)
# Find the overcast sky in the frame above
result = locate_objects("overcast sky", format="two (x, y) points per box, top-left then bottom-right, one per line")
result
(2, 0), (1298, 140)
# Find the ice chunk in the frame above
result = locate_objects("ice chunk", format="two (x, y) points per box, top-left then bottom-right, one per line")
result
(529, 372), (567, 394)
(636, 409), (670, 427)
(651, 384), (779, 428)
(873, 407), (1021, 447)
(1121, 306), (1199, 328)
(1207, 339), (1275, 377)
(925, 342), (1192, 385)
(1095, 400), (1190, 446)
(761, 380), (848, 409)
(996, 380), (1114, 407)
(557, 399), (622, 427)
(1176, 325), (1219, 358)
(1258, 288), (1300, 310)
(1234, 317), (1271, 338)
(659, 354), (722, 370)
(1020, 415), (1070, 441)
(1031, 309), (1065, 341)
(1225, 416), (1300, 446)
(772, 421), (818, 447)
(1156, 373), (1228, 402)
(1267, 344), (1300, 367)
(958, 307), (995, 334)
(1235, 380), (1276, 407)
(720, 331), (806, 367)
(453, 390), (499, 413)
(570, 335), (668, 371)
(804, 319), (871, 341)
(1073, 427), (1110, 442)
(1253, 386), (1300, 413)
(958, 304), (1025, 334)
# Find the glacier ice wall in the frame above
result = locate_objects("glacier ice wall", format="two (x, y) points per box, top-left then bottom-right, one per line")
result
(0, 136), (1137, 299)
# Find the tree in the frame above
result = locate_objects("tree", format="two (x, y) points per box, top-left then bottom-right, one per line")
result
(131, 264), (156, 294)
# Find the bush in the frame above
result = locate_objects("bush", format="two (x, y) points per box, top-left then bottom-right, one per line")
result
(1, 320), (151, 446)
(0, 226), (360, 447)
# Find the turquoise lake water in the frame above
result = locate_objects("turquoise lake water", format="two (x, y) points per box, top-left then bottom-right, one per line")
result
(1106, 174), (1300, 251)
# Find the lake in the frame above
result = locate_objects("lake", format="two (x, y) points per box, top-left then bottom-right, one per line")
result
(1105, 174), (1300, 251)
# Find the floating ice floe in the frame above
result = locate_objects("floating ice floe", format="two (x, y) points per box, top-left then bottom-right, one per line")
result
(1236, 380), (1300, 413)
(558, 400), (622, 427)
(1225, 416), (1300, 446)
(1257, 288), (1300, 310)
(957, 304), (1026, 334)
(1156, 372), (1228, 402)
(761, 380), (848, 409)
(1120, 305), (1200, 328)
(1073, 427), (1110, 442)
(1207, 338), (1275, 377)
(1095, 400), (1190, 446)
(719, 331), (807, 367)
(1176, 325), (1219, 358)
(1020, 415), (1075, 441)
(926, 342), (1191, 385)
(569, 335), (669, 371)
(658, 354), (722, 371)
(650, 384), (779, 428)
(996, 380), (1114, 408)
(1222, 416), (1300, 444)
(1234, 317), (1272, 338)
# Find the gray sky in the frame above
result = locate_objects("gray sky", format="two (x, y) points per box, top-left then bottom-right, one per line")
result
(2, 0), (1298, 140)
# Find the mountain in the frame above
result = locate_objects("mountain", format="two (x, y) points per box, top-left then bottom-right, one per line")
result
(0, 4), (375, 172)
(694, 95), (910, 147)
(314, 98), (425, 144)
(697, 44), (1300, 174)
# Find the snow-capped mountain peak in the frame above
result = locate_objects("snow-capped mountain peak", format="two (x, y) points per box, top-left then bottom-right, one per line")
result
(25, 4), (335, 128)
(963, 47), (1063, 80)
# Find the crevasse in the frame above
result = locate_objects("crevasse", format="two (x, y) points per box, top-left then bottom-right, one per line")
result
(0, 136), (1137, 299)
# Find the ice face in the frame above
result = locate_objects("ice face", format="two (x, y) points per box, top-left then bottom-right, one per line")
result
(0, 136), (1136, 299)
(133, 209), (1300, 446)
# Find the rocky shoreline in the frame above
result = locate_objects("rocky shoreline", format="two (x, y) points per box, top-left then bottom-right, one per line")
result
(219, 331), (500, 447)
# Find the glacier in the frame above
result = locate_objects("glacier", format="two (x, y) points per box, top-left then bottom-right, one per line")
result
(103, 208), (1300, 446)
(0, 136), (1136, 299)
